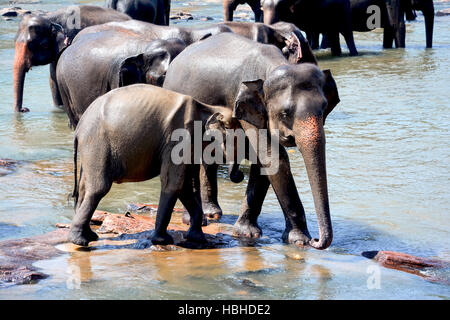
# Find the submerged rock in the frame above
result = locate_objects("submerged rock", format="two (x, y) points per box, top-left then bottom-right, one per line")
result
(436, 8), (450, 16)
(0, 159), (19, 176)
(0, 228), (68, 285)
(362, 250), (449, 284)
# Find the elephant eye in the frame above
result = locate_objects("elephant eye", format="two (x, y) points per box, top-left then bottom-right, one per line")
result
(299, 83), (313, 90)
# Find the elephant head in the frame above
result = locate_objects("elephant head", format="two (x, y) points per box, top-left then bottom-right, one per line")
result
(205, 110), (245, 183)
(13, 14), (67, 112)
(231, 63), (339, 249)
(118, 38), (186, 87)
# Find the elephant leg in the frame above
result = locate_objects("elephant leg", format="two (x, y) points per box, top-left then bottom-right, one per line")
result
(394, 20), (406, 48)
(68, 168), (112, 246)
(181, 163), (208, 226)
(341, 29), (358, 56)
(179, 165), (207, 244)
(164, 0), (171, 25)
(248, 0), (263, 22)
(383, 26), (394, 48)
(233, 163), (269, 238)
(308, 32), (320, 50)
(223, 0), (238, 22)
(49, 62), (63, 108)
(266, 147), (311, 246)
(320, 34), (330, 49)
(152, 163), (186, 245)
(327, 32), (342, 56)
(200, 163), (222, 219)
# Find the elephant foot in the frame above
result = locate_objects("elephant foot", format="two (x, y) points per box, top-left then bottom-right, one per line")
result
(15, 107), (30, 113)
(202, 202), (222, 220)
(151, 231), (174, 245)
(182, 210), (208, 226)
(232, 219), (262, 239)
(68, 227), (98, 246)
(186, 228), (208, 244)
(282, 228), (311, 247)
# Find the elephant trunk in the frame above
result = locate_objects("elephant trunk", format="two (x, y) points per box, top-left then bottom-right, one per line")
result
(13, 42), (31, 112)
(294, 116), (332, 250)
(423, 2), (434, 48)
(228, 163), (244, 183)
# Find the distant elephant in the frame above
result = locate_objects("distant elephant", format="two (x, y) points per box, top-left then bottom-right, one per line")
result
(220, 21), (317, 64)
(70, 84), (241, 246)
(164, 33), (340, 249)
(57, 31), (186, 127)
(105, 0), (170, 25)
(321, 0), (434, 51)
(74, 19), (232, 46)
(262, 0), (358, 56)
(222, 0), (263, 22)
(12, 5), (130, 112)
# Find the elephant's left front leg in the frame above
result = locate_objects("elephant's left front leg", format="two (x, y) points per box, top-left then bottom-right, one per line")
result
(223, 0), (238, 21)
(49, 61), (63, 108)
(267, 147), (311, 246)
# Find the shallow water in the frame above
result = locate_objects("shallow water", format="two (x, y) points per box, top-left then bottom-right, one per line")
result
(0, 0), (449, 299)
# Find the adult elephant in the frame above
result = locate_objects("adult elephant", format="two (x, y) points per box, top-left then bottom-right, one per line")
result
(220, 21), (317, 64)
(262, 0), (358, 56)
(57, 31), (185, 127)
(163, 33), (340, 249)
(321, 0), (433, 51)
(12, 5), (130, 113)
(74, 19), (232, 45)
(223, 0), (263, 22)
(105, 0), (170, 25)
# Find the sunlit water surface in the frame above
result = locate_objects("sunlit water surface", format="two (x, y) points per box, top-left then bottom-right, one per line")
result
(0, 0), (449, 299)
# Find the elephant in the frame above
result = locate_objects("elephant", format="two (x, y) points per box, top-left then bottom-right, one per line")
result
(74, 19), (232, 46)
(223, 0), (264, 22)
(12, 5), (131, 113)
(105, 0), (170, 25)
(163, 33), (340, 249)
(321, 0), (434, 51)
(261, 0), (358, 56)
(69, 84), (240, 246)
(219, 21), (317, 64)
(56, 30), (186, 127)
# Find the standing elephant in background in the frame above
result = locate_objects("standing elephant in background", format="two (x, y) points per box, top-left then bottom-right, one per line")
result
(321, 0), (434, 52)
(262, 0), (358, 56)
(220, 21), (317, 64)
(400, 0), (434, 48)
(164, 33), (340, 249)
(12, 5), (130, 113)
(57, 31), (186, 127)
(223, 0), (263, 22)
(105, 0), (170, 25)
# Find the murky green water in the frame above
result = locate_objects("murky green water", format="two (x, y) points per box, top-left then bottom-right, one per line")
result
(0, 0), (449, 299)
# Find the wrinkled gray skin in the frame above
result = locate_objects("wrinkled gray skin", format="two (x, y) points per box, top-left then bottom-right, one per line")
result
(70, 84), (240, 246)
(222, 0), (263, 22)
(262, 0), (358, 56)
(164, 33), (340, 249)
(220, 21), (317, 64)
(105, 0), (170, 25)
(56, 30), (186, 127)
(12, 5), (130, 112)
(75, 19), (233, 45)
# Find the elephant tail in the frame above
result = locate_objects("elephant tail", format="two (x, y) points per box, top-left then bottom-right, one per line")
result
(72, 136), (80, 208)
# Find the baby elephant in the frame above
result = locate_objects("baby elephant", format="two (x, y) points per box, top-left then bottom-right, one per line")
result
(69, 84), (240, 246)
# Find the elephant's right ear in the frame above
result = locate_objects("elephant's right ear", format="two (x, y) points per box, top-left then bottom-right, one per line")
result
(119, 54), (145, 87)
(322, 69), (340, 124)
(233, 80), (267, 129)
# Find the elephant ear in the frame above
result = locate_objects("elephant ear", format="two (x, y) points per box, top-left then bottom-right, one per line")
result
(205, 112), (225, 132)
(282, 33), (302, 64)
(233, 80), (267, 129)
(144, 49), (171, 86)
(51, 22), (68, 55)
(322, 69), (340, 124)
(119, 53), (145, 87)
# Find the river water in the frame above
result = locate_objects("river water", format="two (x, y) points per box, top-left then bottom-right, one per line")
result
(0, 0), (449, 299)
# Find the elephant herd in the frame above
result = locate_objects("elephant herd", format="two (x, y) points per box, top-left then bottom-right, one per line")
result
(10, 1), (432, 249)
